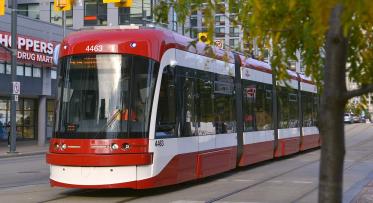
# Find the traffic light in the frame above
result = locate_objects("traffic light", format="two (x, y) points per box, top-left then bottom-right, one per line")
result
(54, 0), (72, 12)
(198, 32), (212, 45)
(0, 0), (5, 16)
(103, 0), (132, 7)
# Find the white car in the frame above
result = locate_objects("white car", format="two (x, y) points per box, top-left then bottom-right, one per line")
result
(344, 113), (353, 124)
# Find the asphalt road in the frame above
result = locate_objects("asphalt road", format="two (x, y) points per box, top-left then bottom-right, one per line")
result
(0, 123), (372, 203)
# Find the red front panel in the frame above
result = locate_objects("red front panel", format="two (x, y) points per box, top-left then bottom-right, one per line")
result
(275, 137), (301, 157)
(48, 138), (150, 167)
(239, 141), (274, 166)
(46, 153), (153, 166)
(49, 138), (148, 154)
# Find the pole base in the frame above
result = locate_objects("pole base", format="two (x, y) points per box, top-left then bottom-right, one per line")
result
(6, 151), (19, 154)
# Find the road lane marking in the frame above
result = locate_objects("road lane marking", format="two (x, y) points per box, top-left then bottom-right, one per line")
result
(267, 180), (283, 183)
(292, 180), (313, 184)
(233, 179), (255, 182)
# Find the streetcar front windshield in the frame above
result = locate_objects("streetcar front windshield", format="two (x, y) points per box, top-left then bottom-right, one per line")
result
(56, 54), (159, 139)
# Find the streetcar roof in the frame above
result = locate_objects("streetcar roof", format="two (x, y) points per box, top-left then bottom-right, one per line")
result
(59, 27), (303, 79)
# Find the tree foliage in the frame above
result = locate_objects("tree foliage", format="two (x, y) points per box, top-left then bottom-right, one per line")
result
(155, 0), (373, 88)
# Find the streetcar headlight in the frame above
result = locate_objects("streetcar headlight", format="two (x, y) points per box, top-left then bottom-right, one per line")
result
(130, 42), (137, 48)
(122, 143), (130, 150)
(61, 144), (67, 150)
(111, 143), (119, 150)
(54, 143), (59, 150)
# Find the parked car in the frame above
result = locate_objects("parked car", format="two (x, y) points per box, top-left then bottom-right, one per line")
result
(344, 113), (353, 124)
(353, 115), (360, 123)
(359, 116), (366, 123)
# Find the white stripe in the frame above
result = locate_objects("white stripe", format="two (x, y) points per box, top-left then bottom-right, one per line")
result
(241, 67), (272, 85)
(300, 82), (317, 93)
(243, 130), (274, 144)
(278, 128), (300, 139)
(302, 126), (319, 136)
(50, 165), (137, 185)
(277, 79), (298, 89)
(175, 49), (235, 76)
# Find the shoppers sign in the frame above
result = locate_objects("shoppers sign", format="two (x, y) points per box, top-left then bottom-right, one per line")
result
(0, 32), (55, 64)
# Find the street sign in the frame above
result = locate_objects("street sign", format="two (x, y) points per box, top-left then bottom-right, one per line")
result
(198, 32), (212, 45)
(14, 95), (18, 102)
(214, 40), (224, 49)
(12, 81), (20, 95)
(246, 87), (256, 98)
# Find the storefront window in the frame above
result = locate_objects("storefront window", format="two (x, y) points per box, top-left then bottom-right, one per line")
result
(33, 67), (41, 78)
(6, 64), (11, 74)
(51, 69), (57, 79)
(47, 100), (55, 127)
(25, 66), (32, 77)
(47, 100), (55, 139)
(0, 99), (9, 141)
(23, 99), (35, 139)
(16, 65), (24, 76)
(84, 0), (107, 26)
(50, 2), (73, 27)
(0, 98), (36, 139)
(0, 63), (5, 74)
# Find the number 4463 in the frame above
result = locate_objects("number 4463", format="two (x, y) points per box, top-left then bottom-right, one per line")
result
(85, 45), (103, 52)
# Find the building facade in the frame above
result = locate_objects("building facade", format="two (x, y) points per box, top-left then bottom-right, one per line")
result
(12, 0), (155, 29)
(0, 10), (73, 144)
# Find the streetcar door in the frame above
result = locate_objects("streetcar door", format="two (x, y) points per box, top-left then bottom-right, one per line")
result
(176, 68), (199, 182)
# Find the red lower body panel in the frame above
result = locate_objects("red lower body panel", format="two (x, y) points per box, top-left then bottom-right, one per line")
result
(275, 137), (300, 157)
(301, 134), (320, 151)
(50, 147), (237, 189)
(196, 148), (237, 178)
(238, 141), (274, 166)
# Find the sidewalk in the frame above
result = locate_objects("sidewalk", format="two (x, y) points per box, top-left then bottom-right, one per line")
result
(0, 140), (49, 158)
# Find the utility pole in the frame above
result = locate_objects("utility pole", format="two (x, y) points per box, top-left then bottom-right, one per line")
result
(62, 10), (66, 37)
(9, 0), (18, 153)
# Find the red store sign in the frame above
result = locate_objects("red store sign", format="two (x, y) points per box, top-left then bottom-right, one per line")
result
(0, 32), (56, 65)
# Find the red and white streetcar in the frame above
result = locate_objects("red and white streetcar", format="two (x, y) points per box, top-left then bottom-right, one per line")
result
(46, 27), (320, 189)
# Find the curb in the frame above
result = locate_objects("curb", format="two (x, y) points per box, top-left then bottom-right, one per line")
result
(0, 151), (47, 159)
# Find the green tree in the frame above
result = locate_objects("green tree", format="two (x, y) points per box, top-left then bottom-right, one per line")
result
(155, 0), (373, 202)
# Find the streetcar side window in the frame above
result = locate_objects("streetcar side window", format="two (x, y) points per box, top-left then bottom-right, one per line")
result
(243, 81), (273, 131)
(256, 84), (273, 130)
(301, 91), (319, 127)
(214, 74), (236, 134)
(313, 94), (319, 126)
(156, 66), (177, 138)
(278, 87), (299, 128)
(243, 81), (255, 131)
(195, 71), (215, 135)
(177, 68), (197, 137)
